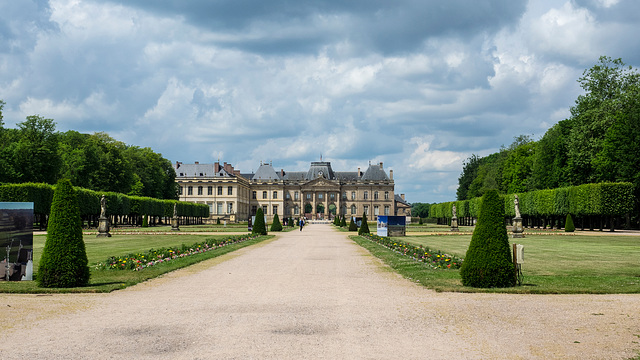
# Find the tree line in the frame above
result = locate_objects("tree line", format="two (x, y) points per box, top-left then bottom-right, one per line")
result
(456, 57), (640, 220)
(0, 101), (177, 200)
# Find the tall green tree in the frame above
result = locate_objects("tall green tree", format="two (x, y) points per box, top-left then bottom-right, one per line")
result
(38, 179), (90, 288)
(457, 154), (481, 200)
(501, 135), (535, 194)
(530, 120), (571, 190)
(13, 115), (61, 184)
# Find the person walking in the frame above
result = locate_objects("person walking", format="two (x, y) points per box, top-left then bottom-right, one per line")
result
(299, 217), (305, 231)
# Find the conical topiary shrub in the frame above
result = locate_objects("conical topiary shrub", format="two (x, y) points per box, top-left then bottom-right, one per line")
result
(270, 213), (283, 231)
(565, 213), (575, 232)
(38, 179), (90, 288)
(358, 212), (370, 235)
(460, 189), (515, 288)
(341, 215), (347, 227)
(142, 215), (148, 228)
(348, 216), (357, 231)
(252, 207), (267, 235)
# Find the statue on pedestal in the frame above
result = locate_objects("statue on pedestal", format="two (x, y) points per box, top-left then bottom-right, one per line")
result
(450, 204), (459, 232)
(171, 203), (180, 231)
(514, 194), (521, 219)
(512, 194), (524, 238)
(97, 194), (111, 237)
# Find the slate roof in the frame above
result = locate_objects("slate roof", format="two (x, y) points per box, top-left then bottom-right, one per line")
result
(334, 172), (359, 181)
(306, 162), (335, 180)
(252, 163), (281, 181)
(395, 194), (410, 206)
(361, 163), (390, 181)
(174, 163), (232, 177)
(282, 172), (306, 181)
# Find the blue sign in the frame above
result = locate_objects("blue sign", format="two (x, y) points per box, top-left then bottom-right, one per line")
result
(377, 216), (406, 237)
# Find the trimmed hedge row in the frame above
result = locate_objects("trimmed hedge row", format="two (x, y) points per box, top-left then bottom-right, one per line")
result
(430, 182), (634, 219)
(0, 182), (209, 218)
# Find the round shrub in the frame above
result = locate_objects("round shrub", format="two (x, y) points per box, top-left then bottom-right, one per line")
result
(565, 213), (575, 232)
(460, 189), (515, 288)
(38, 179), (90, 288)
(358, 212), (370, 235)
(270, 213), (283, 231)
(252, 207), (267, 235)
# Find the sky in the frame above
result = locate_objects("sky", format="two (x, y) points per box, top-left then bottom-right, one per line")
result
(2, 0), (640, 204)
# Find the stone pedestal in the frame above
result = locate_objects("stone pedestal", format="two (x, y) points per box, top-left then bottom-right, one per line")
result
(512, 217), (524, 238)
(450, 217), (459, 232)
(97, 216), (111, 237)
(171, 217), (180, 231)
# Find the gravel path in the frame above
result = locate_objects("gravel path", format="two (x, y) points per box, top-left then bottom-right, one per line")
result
(1, 224), (638, 359)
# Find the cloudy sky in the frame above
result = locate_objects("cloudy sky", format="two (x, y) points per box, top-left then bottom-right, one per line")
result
(2, 0), (640, 203)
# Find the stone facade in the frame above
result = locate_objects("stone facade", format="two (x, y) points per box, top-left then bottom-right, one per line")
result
(175, 160), (406, 223)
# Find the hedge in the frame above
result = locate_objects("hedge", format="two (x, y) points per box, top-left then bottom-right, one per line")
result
(0, 183), (209, 218)
(430, 182), (634, 220)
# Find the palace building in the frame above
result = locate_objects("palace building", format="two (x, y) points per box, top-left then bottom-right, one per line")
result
(174, 160), (410, 223)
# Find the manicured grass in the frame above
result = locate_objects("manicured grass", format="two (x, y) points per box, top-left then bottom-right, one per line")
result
(0, 233), (273, 293)
(352, 232), (640, 294)
(88, 224), (251, 233)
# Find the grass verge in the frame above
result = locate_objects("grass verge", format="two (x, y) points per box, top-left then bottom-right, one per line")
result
(351, 233), (640, 294)
(1, 234), (273, 294)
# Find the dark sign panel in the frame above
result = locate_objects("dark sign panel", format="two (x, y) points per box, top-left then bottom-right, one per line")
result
(1, 202), (34, 281)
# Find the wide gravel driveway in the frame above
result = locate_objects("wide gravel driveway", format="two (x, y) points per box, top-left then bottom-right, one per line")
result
(1, 223), (638, 359)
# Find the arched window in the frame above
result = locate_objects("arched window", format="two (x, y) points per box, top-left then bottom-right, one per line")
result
(351, 205), (356, 214)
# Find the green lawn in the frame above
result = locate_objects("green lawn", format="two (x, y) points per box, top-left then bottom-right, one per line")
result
(353, 232), (640, 294)
(1, 233), (273, 293)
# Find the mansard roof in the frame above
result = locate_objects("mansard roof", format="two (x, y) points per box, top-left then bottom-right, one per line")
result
(253, 163), (281, 181)
(334, 172), (359, 181)
(395, 194), (410, 206)
(306, 161), (335, 180)
(174, 163), (233, 178)
(361, 163), (390, 181)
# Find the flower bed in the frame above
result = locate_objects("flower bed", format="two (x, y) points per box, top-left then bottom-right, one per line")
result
(360, 234), (463, 269)
(97, 234), (258, 271)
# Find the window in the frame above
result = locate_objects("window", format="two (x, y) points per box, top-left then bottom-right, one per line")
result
(228, 203), (233, 214)
(252, 191), (257, 199)
(330, 193), (335, 200)
(294, 205), (299, 215)
(208, 186), (213, 195)
(198, 186), (203, 195)
(217, 203), (223, 214)
(262, 205), (268, 214)
(273, 191), (278, 199)
(364, 191), (368, 200)
(179, 187), (183, 195)
(342, 191), (347, 200)
(385, 191), (389, 200)
(208, 202), (213, 214)
(188, 186), (193, 195)
(374, 191), (378, 200)
(318, 193), (323, 200)
(217, 186), (223, 195)
(374, 205), (379, 216)
(228, 186), (233, 195)
(306, 193), (312, 200)
(251, 205), (257, 216)
(263, 191), (268, 199)
(273, 205), (278, 215)
(351, 205), (356, 215)
(351, 191), (356, 200)
(294, 191), (299, 200)
(384, 205), (390, 215)
(286, 192), (290, 200)
(364, 205), (369, 215)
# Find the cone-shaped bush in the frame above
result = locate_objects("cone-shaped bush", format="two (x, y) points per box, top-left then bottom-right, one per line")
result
(142, 215), (148, 228)
(358, 212), (370, 235)
(270, 213), (283, 231)
(565, 213), (575, 232)
(348, 216), (357, 231)
(252, 207), (267, 235)
(460, 189), (515, 288)
(38, 179), (90, 288)
(341, 215), (347, 227)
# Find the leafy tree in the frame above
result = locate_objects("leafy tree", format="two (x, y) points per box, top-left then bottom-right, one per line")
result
(530, 120), (571, 190)
(565, 213), (575, 232)
(252, 207), (267, 235)
(460, 189), (515, 288)
(88, 132), (134, 194)
(38, 179), (90, 288)
(501, 135), (536, 193)
(57, 131), (101, 189)
(457, 154), (481, 200)
(12, 115), (61, 184)
(270, 213), (283, 231)
(411, 203), (431, 218)
(358, 212), (370, 235)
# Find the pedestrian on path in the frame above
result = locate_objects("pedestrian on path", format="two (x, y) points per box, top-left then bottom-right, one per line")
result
(299, 217), (305, 231)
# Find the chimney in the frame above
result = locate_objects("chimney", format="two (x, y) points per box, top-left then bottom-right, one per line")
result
(401, 194), (405, 200)
(379, 162), (383, 169)
(214, 162), (220, 173)
(233, 170), (241, 176)
(224, 162), (234, 174)
(280, 169), (284, 178)
(357, 167), (361, 177)
(175, 161), (181, 169)
(194, 161), (199, 165)
(389, 169), (393, 180)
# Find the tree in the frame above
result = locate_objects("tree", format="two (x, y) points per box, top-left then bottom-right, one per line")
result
(270, 213), (283, 231)
(12, 115), (61, 184)
(340, 215), (347, 227)
(530, 120), (571, 190)
(252, 207), (267, 235)
(501, 135), (536, 194)
(358, 212), (370, 235)
(460, 189), (515, 288)
(565, 213), (575, 232)
(348, 216), (357, 231)
(411, 203), (431, 218)
(38, 179), (90, 288)
(457, 154), (481, 200)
